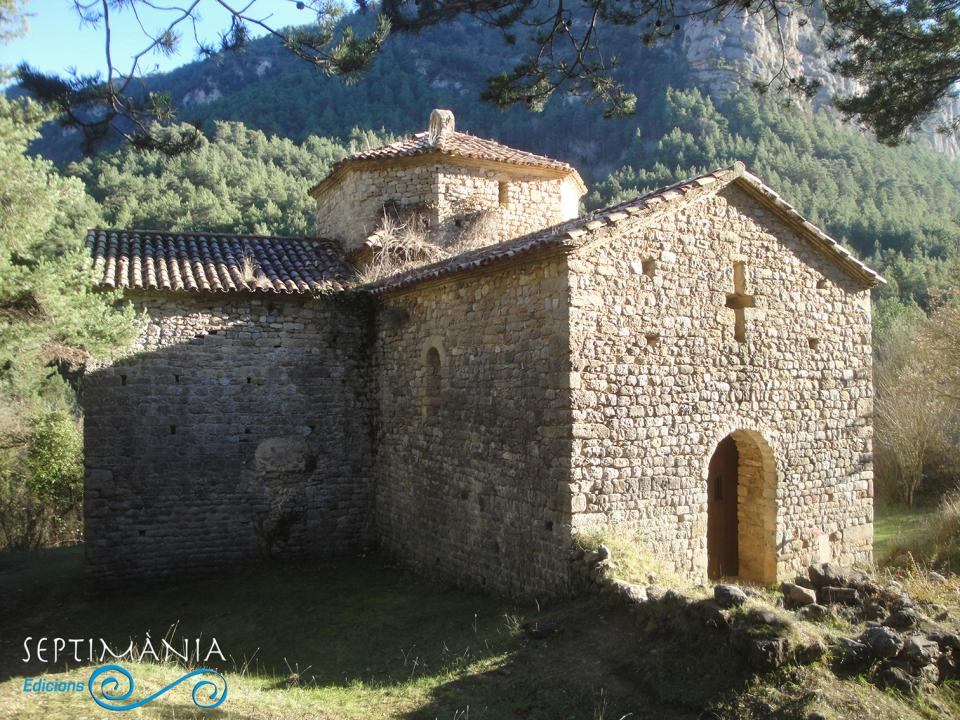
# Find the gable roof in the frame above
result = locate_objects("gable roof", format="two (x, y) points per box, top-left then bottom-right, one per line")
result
(369, 162), (885, 294)
(309, 129), (586, 197)
(86, 229), (353, 294)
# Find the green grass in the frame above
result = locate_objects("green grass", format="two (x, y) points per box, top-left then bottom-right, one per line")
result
(573, 525), (691, 589)
(1, 546), (959, 719)
(0, 548), (683, 720)
(874, 505), (936, 564)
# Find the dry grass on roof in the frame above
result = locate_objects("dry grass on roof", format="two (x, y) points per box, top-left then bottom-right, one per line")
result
(357, 208), (502, 285)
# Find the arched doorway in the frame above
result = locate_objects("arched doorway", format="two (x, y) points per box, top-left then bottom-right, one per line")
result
(707, 436), (739, 579)
(706, 430), (778, 584)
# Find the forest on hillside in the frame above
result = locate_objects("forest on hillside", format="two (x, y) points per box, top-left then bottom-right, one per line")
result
(3, 8), (960, 562)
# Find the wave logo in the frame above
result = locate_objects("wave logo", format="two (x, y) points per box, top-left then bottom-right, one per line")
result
(87, 664), (228, 711)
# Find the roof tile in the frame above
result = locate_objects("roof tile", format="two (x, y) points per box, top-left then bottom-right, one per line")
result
(311, 128), (585, 196)
(345, 130), (576, 172)
(87, 229), (353, 295)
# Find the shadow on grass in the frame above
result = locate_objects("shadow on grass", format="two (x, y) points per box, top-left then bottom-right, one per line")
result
(403, 593), (820, 720)
(0, 547), (810, 720)
(398, 597), (702, 720)
(0, 545), (519, 689)
(145, 702), (263, 720)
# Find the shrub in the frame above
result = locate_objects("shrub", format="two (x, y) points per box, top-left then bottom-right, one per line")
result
(872, 296), (960, 507)
(358, 204), (504, 284)
(0, 410), (84, 550)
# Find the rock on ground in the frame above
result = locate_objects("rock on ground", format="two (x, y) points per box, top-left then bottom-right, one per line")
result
(781, 582), (817, 606)
(714, 584), (747, 608)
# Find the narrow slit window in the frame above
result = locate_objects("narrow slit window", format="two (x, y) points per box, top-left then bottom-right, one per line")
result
(808, 338), (819, 350)
(424, 347), (442, 417)
(498, 181), (510, 208)
(642, 258), (656, 278)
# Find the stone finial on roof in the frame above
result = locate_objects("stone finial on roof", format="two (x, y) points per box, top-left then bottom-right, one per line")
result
(428, 109), (455, 146)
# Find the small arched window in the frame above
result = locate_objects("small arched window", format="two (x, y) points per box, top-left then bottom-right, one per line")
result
(424, 346), (442, 417)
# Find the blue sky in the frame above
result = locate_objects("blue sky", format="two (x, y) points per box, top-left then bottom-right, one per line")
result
(0, 1), (314, 79)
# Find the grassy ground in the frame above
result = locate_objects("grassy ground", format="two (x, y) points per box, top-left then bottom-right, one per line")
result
(0, 547), (688, 720)
(1, 546), (959, 719)
(874, 505), (935, 564)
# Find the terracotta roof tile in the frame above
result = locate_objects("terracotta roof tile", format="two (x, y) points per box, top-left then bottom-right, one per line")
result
(311, 129), (585, 196)
(86, 229), (353, 294)
(346, 130), (576, 172)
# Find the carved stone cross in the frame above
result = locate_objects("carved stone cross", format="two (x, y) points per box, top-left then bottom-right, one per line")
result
(725, 261), (755, 343)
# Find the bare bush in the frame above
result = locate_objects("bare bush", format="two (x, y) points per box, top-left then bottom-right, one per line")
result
(357, 212), (449, 284)
(874, 316), (954, 506)
(445, 207), (500, 256)
(357, 198), (508, 285)
(919, 282), (960, 403)
(240, 252), (273, 290)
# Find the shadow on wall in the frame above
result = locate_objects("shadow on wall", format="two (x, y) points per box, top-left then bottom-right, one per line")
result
(81, 294), (377, 590)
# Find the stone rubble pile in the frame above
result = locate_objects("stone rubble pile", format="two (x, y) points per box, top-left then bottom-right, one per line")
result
(798, 562), (959, 694)
(574, 547), (959, 694)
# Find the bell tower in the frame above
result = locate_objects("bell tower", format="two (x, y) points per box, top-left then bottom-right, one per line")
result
(309, 109), (586, 263)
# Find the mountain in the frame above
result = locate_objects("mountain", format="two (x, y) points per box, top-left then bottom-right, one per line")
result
(33, 13), (685, 182)
(24, 7), (960, 308)
(29, 5), (960, 168)
(679, 4), (960, 159)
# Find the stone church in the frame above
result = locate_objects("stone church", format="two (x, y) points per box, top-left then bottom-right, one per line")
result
(83, 110), (882, 596)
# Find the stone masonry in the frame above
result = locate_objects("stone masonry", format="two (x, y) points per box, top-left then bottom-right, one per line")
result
(566, 183), (874, 585)
(84, 110), (881, 596)
(373, 250), (576, 596)
(311, 110), (584, 255)
(84, 293), (375, 587)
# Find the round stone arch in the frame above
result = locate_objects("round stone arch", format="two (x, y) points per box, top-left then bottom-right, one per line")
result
(702, 424), (779, 585)
(420, 334), (447, 365)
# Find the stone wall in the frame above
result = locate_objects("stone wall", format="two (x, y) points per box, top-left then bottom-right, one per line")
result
(566, 183), (874, 583)
(83, 293), (375, 589)
(434, 167), (579, 244)
(314, 164), (440, 253)
(313, 161), (580, 254)
(372, 252), (577, 597)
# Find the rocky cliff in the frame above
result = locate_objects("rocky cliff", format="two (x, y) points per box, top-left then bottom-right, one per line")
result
(679, 4), (960, 158)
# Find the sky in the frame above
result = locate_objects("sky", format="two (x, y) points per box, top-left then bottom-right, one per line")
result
(0, 1), (316, 80)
